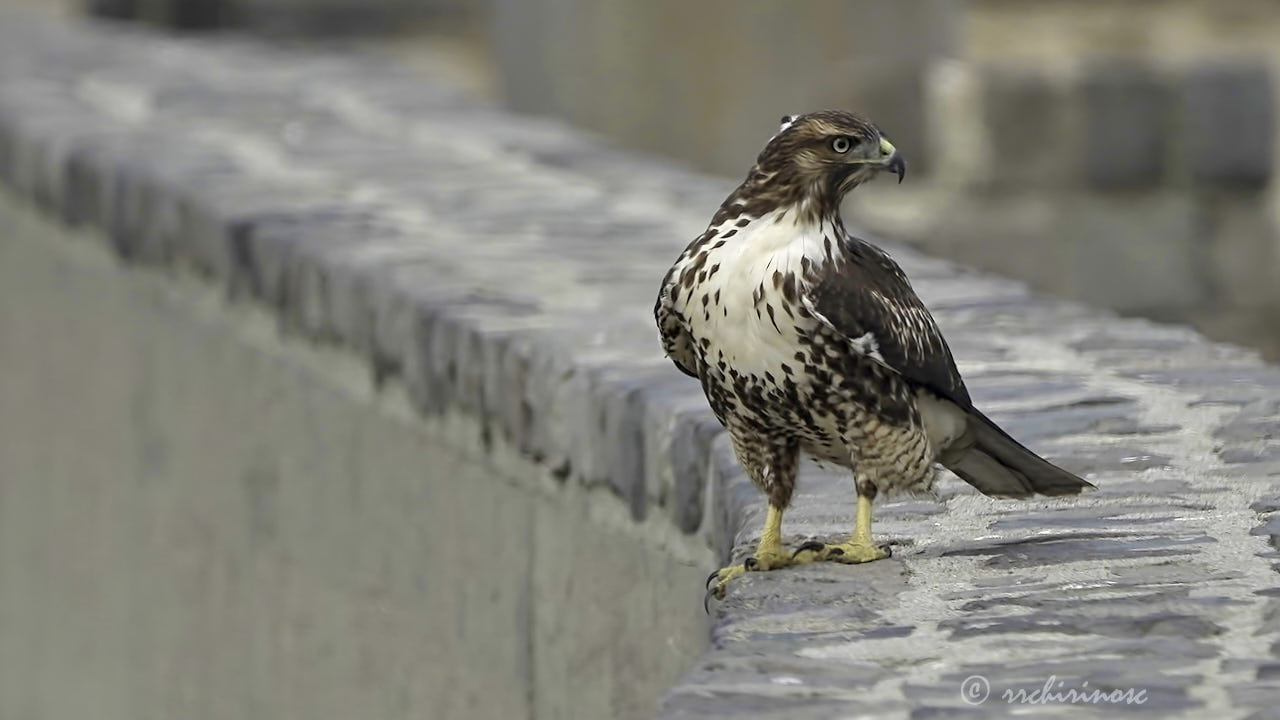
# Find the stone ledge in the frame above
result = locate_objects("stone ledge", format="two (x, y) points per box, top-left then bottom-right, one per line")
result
(1, 13), (1279, 718)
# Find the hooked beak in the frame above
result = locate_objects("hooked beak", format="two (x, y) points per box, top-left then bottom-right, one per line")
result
(879, 137), (905, 184)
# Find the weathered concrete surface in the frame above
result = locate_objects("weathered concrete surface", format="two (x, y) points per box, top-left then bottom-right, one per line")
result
(0, 11), (1278, 719)
(0, 188), (712, 720)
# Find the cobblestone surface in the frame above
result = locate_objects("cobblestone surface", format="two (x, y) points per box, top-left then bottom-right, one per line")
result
(1, 13), (1279, 718)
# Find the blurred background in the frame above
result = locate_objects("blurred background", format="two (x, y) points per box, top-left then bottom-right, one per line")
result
(20, 0), (1278, 361)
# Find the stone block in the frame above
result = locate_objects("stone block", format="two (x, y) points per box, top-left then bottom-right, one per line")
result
(0, 95), (96, 217)
(451, 321), (489, 425)
(62, 134), (126, 230)
(923, 59), (988, 188)
(237, 213), (340, 309)
(979, 63), (1083, 189)
(1080, 59), (1171, 188)
(602, 379), (651, 521)
(569, 357), (669, 511)
(488, 332), (536, 452)
(666, 405), (722, 534)
(409, 304), (462, 418)
(178, 179), (348, 287)
(1176, 61), (1275, 188)
(636, 376), (698, 508)
(106, 141), (235, 265)
(368, 264), (473, 388)
(11, 117), (76, 218)
(313, 238), (446, 356)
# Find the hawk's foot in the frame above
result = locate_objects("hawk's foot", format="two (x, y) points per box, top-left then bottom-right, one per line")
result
(792, 539), (891, 564)
(704, 544), (793, 610)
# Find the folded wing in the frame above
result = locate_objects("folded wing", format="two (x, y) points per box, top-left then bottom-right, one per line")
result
(805, 239), (1093, 498)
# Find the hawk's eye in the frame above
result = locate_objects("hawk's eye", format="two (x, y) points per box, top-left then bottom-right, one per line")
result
(830, 136), (853, 154)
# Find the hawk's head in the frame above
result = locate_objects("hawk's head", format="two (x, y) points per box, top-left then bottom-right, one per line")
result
(748, 110), (904, 221)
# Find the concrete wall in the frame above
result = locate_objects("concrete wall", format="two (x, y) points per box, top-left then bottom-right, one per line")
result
(0, 188), (710, 720)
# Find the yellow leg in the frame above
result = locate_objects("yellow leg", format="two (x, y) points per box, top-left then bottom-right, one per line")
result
(758, 504), (784, 559)
(854, 492), (874, 545)
(705, 505), (794, 608)
(793, 494), (891, 564)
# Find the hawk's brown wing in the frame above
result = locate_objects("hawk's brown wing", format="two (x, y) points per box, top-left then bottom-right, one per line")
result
(804, 238), (972, 409)
(806, 237), (1093, 498)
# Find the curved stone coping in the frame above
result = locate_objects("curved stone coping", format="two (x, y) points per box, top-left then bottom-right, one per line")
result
(1, 14), (1279, 718)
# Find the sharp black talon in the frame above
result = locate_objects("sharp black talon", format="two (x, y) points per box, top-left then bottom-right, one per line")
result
(828, 547), (844, 556)
(744, 557), (758, 570)
(704, 587), (715, 614)
(880, 544), (893, 558)
(793, 541), (825, 559)
(705, 569), (721, 589)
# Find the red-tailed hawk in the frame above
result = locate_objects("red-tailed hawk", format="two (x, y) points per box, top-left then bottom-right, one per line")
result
(654, 111), (1093, 607)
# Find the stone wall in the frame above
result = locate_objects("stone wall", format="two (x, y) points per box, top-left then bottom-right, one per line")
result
(944, 0), (1280, 360)
(2, 11), (1280, 719)
(851, 55), (1280, 359)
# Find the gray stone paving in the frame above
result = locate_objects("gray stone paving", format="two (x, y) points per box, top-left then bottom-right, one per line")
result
(1, 12), (1279, 719)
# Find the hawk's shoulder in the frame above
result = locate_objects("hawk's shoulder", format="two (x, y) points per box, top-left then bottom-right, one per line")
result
(803, 235), (971, 408)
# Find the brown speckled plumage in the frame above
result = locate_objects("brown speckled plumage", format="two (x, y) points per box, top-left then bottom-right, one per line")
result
(655, 112), (1093, 568)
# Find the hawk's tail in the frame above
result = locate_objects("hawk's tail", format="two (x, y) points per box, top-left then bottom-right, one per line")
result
(944, 408), (1095, 499)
